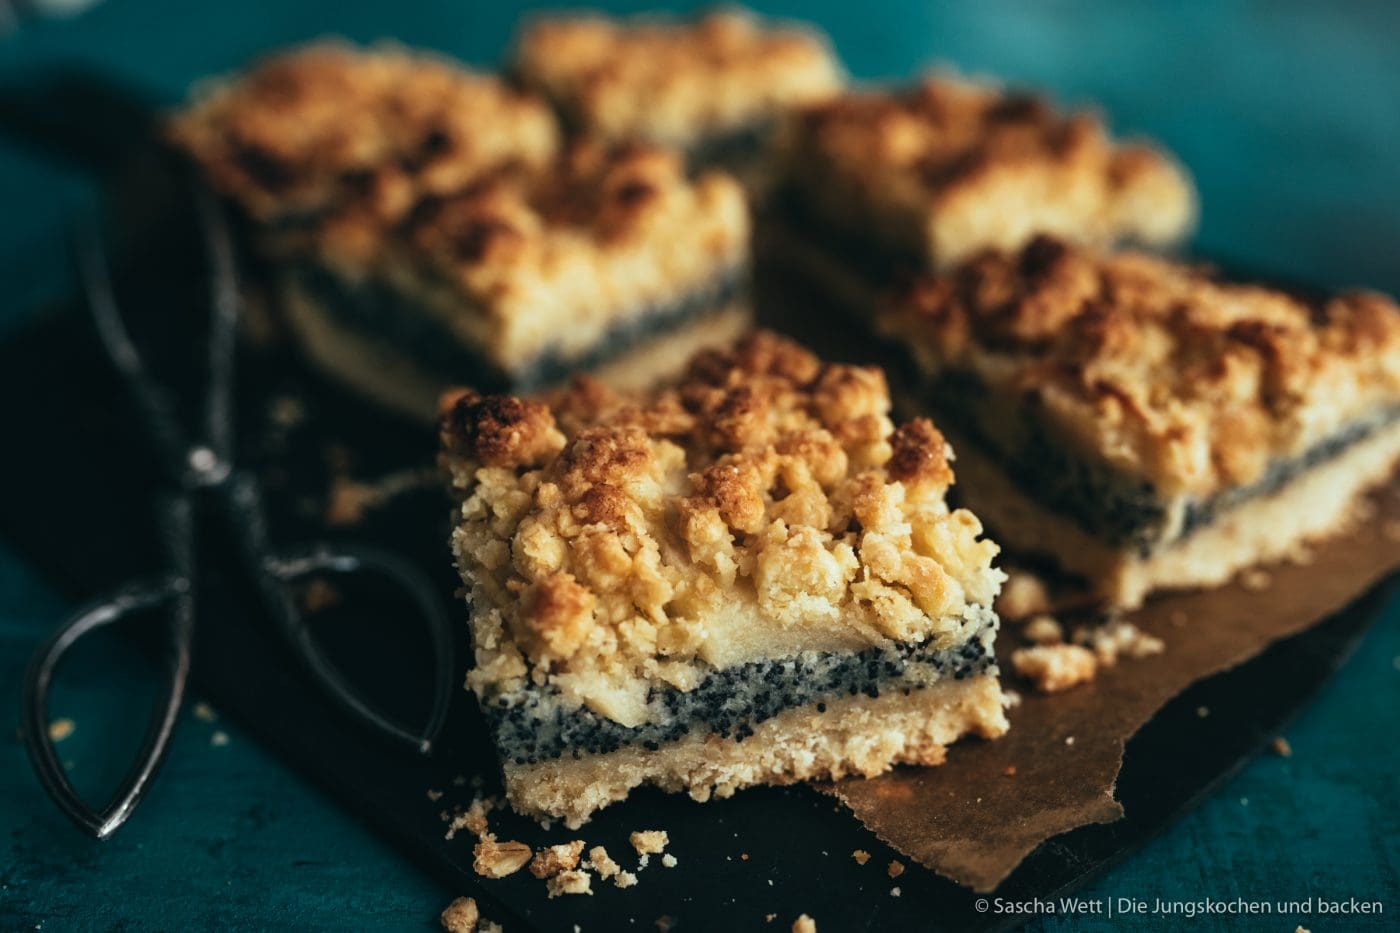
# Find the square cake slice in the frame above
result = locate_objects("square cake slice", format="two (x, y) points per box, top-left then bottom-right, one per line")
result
(168, 42), (752, 420)
(874, 236), (1400, 609)
(771, 74), (1195, 276)
(512, 8), (843, 178)
(441, 331), (1008, 827)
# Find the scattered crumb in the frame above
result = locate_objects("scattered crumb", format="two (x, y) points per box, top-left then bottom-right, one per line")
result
(1023, 615), (1064, 645)
(740, 852), (750, 861)
(1272, 737), (1293, 757)
(427, 789), (444, 802)
(997, 570), (1051, 620)
(47, 719), (74, 742)
(298, 578), (342, 613)
(1296, 926), (1311, 933)
(630, 830), (669, 856)
(192, 702), (217, 722)
(530, 840), (586, 879)
(1003, 765), (1017, 777)
(439, 896), (479, 933)
(473, 836), (532, 878)
(791, 915), (817, 933)
(660, 853), (677, 868)
(1239, 568), (1272, 592)
(655, 915), (676, 932)
(615, 870), (638, 889)
(1065, 736), (1076, 746)
(210, 731), (230, 747)
(1002, 689), (1022, 709)
(851, 849), (871, 866)
(887, 860), (904, 879)
(546, 869), (593, 898)
(890, 887), (902, 897)
(445, 797), (495, 840)
(1196, 706), (1210, 719)
(766, 915), (776, 923)
(1012, 644), (1098, 693)
(589, 845), (620, 880)
(638, 854), (650, 870)
(1076, 620), (1165, 666)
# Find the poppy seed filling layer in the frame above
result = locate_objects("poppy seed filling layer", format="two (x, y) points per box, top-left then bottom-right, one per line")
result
(485, 606), (998, 766)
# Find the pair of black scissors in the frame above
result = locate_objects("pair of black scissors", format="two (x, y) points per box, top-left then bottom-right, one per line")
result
(20, 190), (455, 839)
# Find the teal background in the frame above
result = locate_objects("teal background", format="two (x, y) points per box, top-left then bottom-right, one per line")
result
(1, 1), (1397, 930)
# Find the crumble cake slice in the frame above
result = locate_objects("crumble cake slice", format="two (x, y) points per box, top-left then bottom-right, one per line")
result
(168, 42), (752, 420)
(441, 331), (1008, 827)
(512, 8), (843, 177)
(771, 74), (1195, 274)
(873, 236), (1400, 608)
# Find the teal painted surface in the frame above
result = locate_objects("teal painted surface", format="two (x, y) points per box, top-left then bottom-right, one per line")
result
(0, 2), (1397, 930)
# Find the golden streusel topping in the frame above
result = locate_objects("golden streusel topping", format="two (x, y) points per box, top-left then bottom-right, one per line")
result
(169, 44), (749, 368)
(167, 42), (559, 223)
(779, 75), (1194, 267)
(887, 235), (1400, 494)
(514, 9), (843, 147)
(443, 332), (1002, 723)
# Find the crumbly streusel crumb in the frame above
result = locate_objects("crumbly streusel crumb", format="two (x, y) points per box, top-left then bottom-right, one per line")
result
(887, 860), (905, 878)
(445, 331), (1004, 720)
(791, 914), (817, 933)
(473, 835), (533, 878)
(1012, 644), (1098, 693)
(851, 849), (871, 865)
(887, 235), (1400, 496)
(1022, 614), (1064, 645)
(440, 896), (479, 933)
(588, 845), (620, 879)
(529, 840), (586, 879)
(996, 570), (1051, 621)
(661, 853), (678, 868)
(1273, 737), (1293, 758)
(630, 830), (670, 856)
(1075, 620), (1165, 666)
(616, 870), (639, 888)
(546, 868), (594, 897)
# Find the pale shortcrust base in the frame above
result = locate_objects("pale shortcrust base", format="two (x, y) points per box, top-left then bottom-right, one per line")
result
(282, 278), (752, 422)
(950, 422), (1400, 610)
(503, 673), (1008, 829)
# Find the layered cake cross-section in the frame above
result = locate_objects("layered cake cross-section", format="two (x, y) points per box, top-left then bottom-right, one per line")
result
(441, 332), (1008, 826)
(871, 236), (1400, 609)
(512, 8), (843, 179)
(769, 73), (1195, 282)
(169, 43), (751, 419)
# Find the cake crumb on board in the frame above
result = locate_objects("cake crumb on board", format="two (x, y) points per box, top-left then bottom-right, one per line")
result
(439, 897), (478, 933)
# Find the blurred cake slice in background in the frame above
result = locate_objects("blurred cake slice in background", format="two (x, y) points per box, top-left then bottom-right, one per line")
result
(168, 42), (752, 420)
(859, 236), (1400, 608)
(441, 331), (1008, 827)
(768, 72), (1195, 283)
(512, 7), (844, 183)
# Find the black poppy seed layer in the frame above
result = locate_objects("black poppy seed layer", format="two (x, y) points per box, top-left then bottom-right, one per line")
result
(484, 606), (998, 766)
(295, 261), (748, 394)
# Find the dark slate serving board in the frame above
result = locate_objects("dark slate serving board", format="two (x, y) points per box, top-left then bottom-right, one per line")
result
(0, 186), (1393, 932)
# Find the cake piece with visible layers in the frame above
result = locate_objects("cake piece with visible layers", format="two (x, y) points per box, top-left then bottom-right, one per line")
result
(441, 331), (1008, 827)
(771, 74), (1195, 281)
(168, 43), (751, 419)
(872, 236), (1400, 608)
(513, 8), (843, 178)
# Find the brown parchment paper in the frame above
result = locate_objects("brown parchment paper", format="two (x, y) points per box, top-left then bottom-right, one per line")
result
(826, 483), (1400, 893)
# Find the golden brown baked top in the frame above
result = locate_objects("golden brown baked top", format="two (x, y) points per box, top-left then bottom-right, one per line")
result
(167, 42), (559, 224)
(885, 236), (1400, 495)
(169, 43), (749, 369)
(442, 332), (1003, 724)
(514, 9), (843, 147)
(779, 75), (1195, 268)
